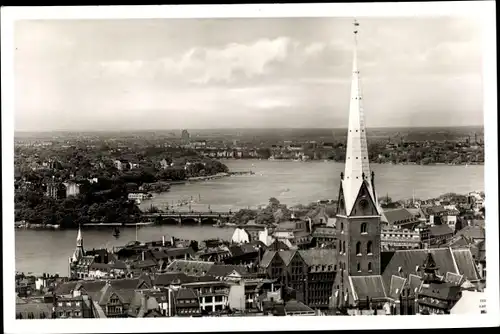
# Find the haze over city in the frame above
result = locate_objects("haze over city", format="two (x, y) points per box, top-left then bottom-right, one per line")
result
(15, 17), (484, 132)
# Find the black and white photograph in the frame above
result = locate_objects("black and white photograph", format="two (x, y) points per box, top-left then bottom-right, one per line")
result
(2, 2), (498, 333)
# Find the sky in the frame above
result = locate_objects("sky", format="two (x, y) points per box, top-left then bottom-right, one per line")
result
(14, 17), (484, 131)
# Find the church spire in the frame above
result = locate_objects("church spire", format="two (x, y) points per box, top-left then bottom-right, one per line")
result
(76, 223), (83, 248)
(71, 224), (85, 263)
(341, 19), (379, 216)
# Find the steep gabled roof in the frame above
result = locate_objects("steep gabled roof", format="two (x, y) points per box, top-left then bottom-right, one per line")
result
(451, 248), (480, 281)
(166, 260), (214, 276)
(154, 273), (193, 286)
(408, 274), (422, 293)
(456, 225), (485, 240)
(444, 272), (464, 286)
(298, 249), (336, 267)
(381, 248), (457, 290)
(174, 288), (198, 300)
(278, 250), (297, 266)
(388, 275), (407, 300)
(206, 264), (249, 277)
(259, 250), (277, 268)
(429, 224), (454, 237)
(284, 299), (314, 314)
(383, 208), (416, 225)
(349, 275), (386, 301)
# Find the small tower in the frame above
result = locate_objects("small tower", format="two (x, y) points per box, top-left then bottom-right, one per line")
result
(71, 224), (85, 263)
(421, 251), (440, 285)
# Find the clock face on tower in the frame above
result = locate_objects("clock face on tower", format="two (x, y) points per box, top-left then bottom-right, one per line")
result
(360, 199), (368, 208)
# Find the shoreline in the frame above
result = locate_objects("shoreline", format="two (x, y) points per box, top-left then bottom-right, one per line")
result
(219, 158), (484, 166)
(165, 171), (255, 186)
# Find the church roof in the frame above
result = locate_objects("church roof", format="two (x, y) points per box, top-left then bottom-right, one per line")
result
(349, 275), (387, 301)
(381, 248), (456, 290)
(451, 249), (479, 281)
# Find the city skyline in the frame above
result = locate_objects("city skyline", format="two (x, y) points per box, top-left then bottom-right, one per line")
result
(15, 17), (484, 132)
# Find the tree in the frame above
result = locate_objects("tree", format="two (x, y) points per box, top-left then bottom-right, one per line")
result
(268, 197), (280, 210)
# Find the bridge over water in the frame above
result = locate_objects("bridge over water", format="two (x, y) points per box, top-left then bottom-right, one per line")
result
(142, 211), (235, 225)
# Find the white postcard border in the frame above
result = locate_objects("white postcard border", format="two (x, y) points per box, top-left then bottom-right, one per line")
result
(2, 2), (498, 333)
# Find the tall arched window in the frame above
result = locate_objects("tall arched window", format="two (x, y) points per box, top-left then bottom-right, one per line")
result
(342, 241), (346, 254)
(340, 222), (344, 232)
(367, 241), (373, 254)
(368, 262), (373, 272)
(357, 262), (361, 272)
(338, 240), (342, 253)
(361, 222), (367, 234)
(356, 241), (361, 255)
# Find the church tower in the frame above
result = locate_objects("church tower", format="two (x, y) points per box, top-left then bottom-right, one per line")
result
(334, 20), (382, 308)
(70, 224), (85, 263)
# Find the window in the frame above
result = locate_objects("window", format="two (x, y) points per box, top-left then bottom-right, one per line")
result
(340, 222), (344, 232)
(368, 262), (372, 272)
(338, 240), (342, 253)
(367, 241), (373, 255)
(361, 223), (367, 234)
(357, 262), (361, 272)
(342, 241), (346, 254)
(205, 296), (213, 303)
(356, 242), (362, 255)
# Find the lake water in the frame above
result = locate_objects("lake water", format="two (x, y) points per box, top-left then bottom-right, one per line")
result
(15, 160), (484, 276)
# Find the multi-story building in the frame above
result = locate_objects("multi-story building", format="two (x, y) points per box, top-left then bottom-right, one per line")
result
(173, 288), (201, 317)
(54, 294), (94, 318)
(311, 226), (336, 248)
(381, 227), (421, 250)
(259, 249), (336, 309)
(182, 279), (230, 314)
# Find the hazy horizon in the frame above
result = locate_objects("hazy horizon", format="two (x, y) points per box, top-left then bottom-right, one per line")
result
(15, 17), (484, 131)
